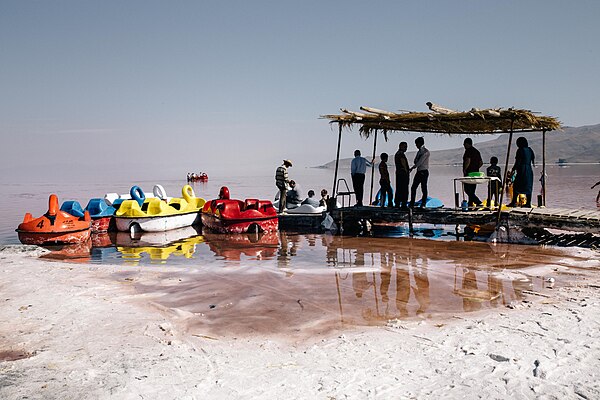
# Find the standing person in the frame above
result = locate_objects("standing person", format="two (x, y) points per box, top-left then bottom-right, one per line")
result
(486, 156), (502, 207)
(275, 159), (292, 212)
(378, 153), (393, 207)
(394, 141), (410, 209)
(350, 150), (372, 207)
(592, 181), (600, 203)
(508, 137), (535, 207)
(409, 137), (430, 209)
(462, 138), (483, 207)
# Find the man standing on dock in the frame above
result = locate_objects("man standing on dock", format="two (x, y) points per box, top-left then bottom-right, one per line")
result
(462, 138), (483, 207)
(378, 153), (393, 207)
(409, 137), (430, 209)
(394, 141), (410, 209)
(276, 159), (292, 213)
(351, 150), (372, 206)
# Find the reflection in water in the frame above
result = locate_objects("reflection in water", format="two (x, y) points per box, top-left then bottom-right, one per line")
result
(122, 234), (578, 338)
(116, 231), (204, 265)
(203, 230), (279, 262)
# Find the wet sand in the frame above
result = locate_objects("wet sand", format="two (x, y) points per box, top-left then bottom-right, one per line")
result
(1, 244), (600, 399)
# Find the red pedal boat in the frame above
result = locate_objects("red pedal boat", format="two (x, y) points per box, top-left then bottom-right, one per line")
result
(201, 187), (278, 233)
(16, 194), (92, 245)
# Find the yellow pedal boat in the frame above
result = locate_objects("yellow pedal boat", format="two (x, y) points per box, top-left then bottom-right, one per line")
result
(115, 185), (205, 234)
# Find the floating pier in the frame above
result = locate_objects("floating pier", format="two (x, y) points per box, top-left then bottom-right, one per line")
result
(330, 206), (600, 235)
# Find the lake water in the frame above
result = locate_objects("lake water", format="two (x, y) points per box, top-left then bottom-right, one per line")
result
(2, 164), (599, 334)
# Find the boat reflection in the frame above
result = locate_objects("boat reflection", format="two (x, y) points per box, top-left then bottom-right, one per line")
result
(132, 234), (557, 338)
(203, 230), (279, 261)
(114, 226), (204, 264)
(40, 239), (92, 262)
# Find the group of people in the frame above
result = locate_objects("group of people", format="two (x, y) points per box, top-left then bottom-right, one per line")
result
(275, 159), (329, 212)
(352, 137), (431, 210)
(351, 135), (539, 209)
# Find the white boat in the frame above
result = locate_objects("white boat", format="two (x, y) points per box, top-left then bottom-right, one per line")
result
(114, 185), (205, 234)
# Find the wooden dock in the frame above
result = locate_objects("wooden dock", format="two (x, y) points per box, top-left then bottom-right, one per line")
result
(330, 206), (600, 234)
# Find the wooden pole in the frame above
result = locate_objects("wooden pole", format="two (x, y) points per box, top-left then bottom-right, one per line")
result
(369, 131), (378, 205)
(542, 129), (547, 206)
(496, 119), (514, 228)
(332, 123), (343, 199)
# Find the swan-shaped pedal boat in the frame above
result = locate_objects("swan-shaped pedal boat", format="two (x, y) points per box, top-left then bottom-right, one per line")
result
(114, 185), (205, 234)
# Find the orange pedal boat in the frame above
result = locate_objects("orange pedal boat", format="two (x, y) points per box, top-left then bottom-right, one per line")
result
(16, 194), (92, 245)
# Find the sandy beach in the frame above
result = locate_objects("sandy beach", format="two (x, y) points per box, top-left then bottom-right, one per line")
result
(0, 245), (599, 399)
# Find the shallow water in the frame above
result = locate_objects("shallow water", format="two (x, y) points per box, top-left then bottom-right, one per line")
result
(3, 164), (599, 334)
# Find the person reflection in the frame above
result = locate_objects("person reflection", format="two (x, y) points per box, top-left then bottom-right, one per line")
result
(395, 255), (411, 318)
(379, 252), (392, 316)
(461, 268), (482, 312)
(412, 254), (430, 315)
(352, 247), (371, 299)
(277, 231), (291, 268)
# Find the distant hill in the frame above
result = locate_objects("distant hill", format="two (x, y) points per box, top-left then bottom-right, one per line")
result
(317, 124), (600, 168)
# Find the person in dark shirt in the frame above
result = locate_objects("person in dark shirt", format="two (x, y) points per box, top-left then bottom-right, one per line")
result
(285, 180), (302, 208)
(462, 138), (483, 207)
(378, 153), (393, 207)
(486, 156), (502, 207)
(301, 190), (320, 207)
(394, 141), (410, 209)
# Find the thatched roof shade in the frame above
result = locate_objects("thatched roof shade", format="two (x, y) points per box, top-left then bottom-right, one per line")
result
(321, 104), (561, 138)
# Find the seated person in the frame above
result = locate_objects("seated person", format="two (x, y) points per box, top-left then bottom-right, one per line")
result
(319, 189), (329, 207)
(286, 180), (302, 207)
(301, 190), (320, 207)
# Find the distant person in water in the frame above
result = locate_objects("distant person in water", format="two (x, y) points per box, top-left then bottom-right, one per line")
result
(462, 138), (483, 207)
(508, 137), (535, 207)
(378, 153), (393, 207)
(351, 149), (372, 206)
(301, 190), (320, 207)
(409, 137), (430, 209)
(275, 159), (292, 212)
(592, 180), (600, 203)
(486, 156), (502, 207)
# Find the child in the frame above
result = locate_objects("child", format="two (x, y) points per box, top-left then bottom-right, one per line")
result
(486, 156), (502, 207)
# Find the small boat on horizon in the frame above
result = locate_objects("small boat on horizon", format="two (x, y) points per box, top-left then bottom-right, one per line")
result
(187, 172), (209, 182)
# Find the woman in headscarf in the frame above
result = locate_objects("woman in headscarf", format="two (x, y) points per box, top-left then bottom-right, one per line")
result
(508, 137), (535, 207)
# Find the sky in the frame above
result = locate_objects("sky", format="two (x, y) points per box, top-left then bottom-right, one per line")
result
(1, 0), (599, 181)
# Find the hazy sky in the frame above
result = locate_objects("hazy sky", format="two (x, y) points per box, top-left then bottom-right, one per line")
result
(1, 1), (599, 180)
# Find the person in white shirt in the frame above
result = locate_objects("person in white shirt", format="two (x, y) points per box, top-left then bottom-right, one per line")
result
(350, 150), (372, 206)
(409, 137), (430, 209)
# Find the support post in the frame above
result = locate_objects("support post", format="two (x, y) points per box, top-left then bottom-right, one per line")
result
(332, 123), (343, 199)
(542, 129), (547, 206)
(369, 131), (378, 205)
(496, 120), (514, 228)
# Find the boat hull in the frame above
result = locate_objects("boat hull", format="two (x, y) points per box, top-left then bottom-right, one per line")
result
(201, 213), (278, 234)
(17, 229), (91, 246)
(115, 212), (200, 233)
(91, 216), (112, 232)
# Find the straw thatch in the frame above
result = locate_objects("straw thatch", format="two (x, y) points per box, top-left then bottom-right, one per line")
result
(321, 104), (561, 139)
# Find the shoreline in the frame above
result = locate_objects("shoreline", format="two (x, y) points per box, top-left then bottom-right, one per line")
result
(1, 246), (599, 399)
